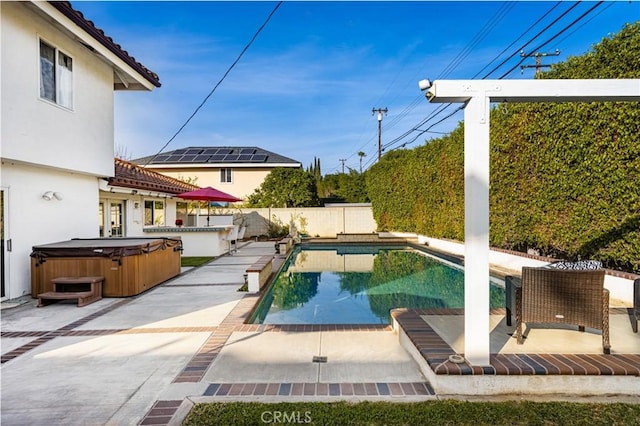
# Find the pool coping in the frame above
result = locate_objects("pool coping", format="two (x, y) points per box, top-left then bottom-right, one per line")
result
(391, 307), (640, 396)
(247, 242), (506, 327)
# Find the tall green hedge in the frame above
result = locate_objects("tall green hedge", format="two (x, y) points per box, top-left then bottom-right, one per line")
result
(366, 23), (640, 273)
(367, 126), (465, 240)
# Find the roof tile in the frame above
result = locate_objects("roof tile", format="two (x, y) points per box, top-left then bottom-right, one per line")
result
(109, 158), (199, 194)
(49, 1), (161, 87)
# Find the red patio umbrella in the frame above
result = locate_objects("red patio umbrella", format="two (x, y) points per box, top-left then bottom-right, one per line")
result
(176, 186), (242, 226)
(177, 186), (242, 203)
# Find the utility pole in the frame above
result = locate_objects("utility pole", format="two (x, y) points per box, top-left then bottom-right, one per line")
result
(372, 107), (388, 160)
(339, 158), (346, 173)
(520, 49), (560, 75)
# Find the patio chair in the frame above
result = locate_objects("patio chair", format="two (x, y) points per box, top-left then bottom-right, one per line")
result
(223, 225), (239, 254)
(237, 226), (247, 241)
(510, 267), (610, 354)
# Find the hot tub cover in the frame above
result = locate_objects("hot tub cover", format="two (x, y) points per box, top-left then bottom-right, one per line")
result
(30, 237), (182, 264)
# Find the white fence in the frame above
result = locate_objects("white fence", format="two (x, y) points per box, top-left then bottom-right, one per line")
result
(229, 206), (377, 238)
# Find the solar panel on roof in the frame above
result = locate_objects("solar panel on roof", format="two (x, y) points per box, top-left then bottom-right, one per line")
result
(240, 148), (256, 155)
(173, 149), (188, 155)
(195, 155), (211, 162)
(209, 154), (226, 161)
(167, 155), (183, 162)
(185, 149), (203, 155)
(218, 148), (233, 155)
(252, 154), (268, 162)
(153, 155), (171, 162)
(182, 155), (197, 162)
(203, 148), (219, 155)
(238, 154), (253, 161)
(224, 154), (239, 161)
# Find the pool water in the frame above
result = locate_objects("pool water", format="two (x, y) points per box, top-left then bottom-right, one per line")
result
(251, 244), (505, 325)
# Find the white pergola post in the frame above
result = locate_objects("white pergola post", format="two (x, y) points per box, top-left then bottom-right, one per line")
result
(463, 94), (491, 365)
(421, 79), (640, 366)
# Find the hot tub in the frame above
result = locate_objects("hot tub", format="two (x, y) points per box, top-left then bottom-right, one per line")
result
(30, 237), (182, 297)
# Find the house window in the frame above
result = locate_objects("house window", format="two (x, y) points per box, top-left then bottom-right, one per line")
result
(220, 168), (232, 183)
(144, 200), (165, 226)
(39, 40), (73, 109)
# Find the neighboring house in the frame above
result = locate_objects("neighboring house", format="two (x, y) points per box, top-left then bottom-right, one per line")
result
(0, 1), (160, 300)
(100, 158), (199, 237)
(133, 146), (302, 199)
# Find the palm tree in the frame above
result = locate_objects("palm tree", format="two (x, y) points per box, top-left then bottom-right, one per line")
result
(357, 151), (366, 173)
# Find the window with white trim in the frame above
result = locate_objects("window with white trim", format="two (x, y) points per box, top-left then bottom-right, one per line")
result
(220, 168), (232, 183)
(39, 40), (73, 109)
(144, 200), (165, 226)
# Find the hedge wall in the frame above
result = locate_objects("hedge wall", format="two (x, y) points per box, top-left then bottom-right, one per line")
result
(366, 23), (640, 273)
(366, 126), (464, 240)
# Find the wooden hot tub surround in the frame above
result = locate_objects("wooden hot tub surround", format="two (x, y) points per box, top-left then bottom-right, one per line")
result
(31, 237), (182, 297)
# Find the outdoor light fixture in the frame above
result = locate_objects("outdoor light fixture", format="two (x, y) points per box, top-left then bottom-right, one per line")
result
(42, 191), (63, 201)
(418, 79), (432, 91)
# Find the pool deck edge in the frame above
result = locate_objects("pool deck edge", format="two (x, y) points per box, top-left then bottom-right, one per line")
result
(391, 308), (640, 396)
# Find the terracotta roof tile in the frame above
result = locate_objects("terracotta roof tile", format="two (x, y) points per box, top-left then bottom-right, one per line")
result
(109, 158), (199, 194)
(49, 1), (161, 87)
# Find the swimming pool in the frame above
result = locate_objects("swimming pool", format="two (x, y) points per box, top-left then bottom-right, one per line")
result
(250, 244), (505, 325)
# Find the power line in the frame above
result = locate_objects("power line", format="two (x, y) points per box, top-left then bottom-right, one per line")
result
(345, 1), (607, 172)
(499, 1), (605, 78)
(355, 1), (519, 166)
(143, 1), (283, 167)
(380, 4), (514, 135)
(375, 1), (603, 157)
(436, 1), (516, 79)
(553, 1), (615, 49)
(381, 1), (570, 153)
(471, 1), (564, 79)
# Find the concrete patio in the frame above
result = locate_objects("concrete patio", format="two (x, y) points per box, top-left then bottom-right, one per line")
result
(0, 241), (433, 426)
(1, 240), (638, 426)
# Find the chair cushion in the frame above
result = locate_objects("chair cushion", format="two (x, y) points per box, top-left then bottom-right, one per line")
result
(546, 260), (603, 270)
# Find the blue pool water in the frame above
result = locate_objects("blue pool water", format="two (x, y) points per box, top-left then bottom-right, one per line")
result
(251, 244), (505, 325)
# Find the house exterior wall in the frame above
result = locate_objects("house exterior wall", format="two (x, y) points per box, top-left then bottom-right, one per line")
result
(0, 2), (149, 300)
(98, 188), (180, 237)
(148, 167), (286, 200)
(1, 2), (115, 177)
(1, 162), (99, 298)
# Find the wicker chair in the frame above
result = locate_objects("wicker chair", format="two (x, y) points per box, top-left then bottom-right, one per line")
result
(510, 267), (610, 354)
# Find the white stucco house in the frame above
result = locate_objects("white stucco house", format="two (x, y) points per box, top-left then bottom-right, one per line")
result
(100, 158), (201, 238)
(0, 1), (161, 300)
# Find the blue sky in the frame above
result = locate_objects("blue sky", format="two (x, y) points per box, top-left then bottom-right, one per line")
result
(76, 1), (639, 174)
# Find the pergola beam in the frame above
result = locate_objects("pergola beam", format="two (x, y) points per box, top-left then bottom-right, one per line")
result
(425, 79), (640, 103)
(421, 79), (640, 366)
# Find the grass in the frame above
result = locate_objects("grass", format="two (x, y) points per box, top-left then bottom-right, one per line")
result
(180, 257), (214, 267)
(182, 401), (640, 426)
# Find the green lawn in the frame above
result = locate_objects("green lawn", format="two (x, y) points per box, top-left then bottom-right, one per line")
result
(182, 401), (640, 426)
(180, 257), (214, 267)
